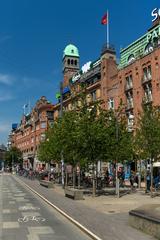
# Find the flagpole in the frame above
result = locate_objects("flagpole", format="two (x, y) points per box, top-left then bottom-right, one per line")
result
(107, 10), (109, 48)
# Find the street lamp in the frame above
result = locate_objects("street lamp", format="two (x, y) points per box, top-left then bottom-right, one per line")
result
(60, 81), (65, 188)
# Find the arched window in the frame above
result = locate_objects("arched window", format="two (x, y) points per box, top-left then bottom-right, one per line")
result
(128, 54), (135, 64)
(153, 37), (158, 47)
(71, 59), (73, 65)
(75, 60), (77, 65)
(145, 43), (153, 54)
(67, 59), (70, 65)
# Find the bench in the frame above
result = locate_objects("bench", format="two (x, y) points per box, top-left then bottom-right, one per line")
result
(39, 180), (54, 188)
(64, 187), (84, 200)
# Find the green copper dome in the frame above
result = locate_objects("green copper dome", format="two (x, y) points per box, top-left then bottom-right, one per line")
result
(63, 44), (79, 58)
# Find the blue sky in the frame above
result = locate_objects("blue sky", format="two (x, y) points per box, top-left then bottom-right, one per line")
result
(0, 0), (159, 144)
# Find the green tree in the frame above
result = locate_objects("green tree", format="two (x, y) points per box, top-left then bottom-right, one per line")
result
(102, 109), (133, 197)
(38, 110), (81, 187)
(77, 97), (107, 196)
(104, 109), (133, 163)
(5, 147), (22, 169)
(134, 105), (160, 195)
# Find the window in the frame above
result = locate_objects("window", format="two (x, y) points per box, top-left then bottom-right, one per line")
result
(126, 75), (133, 89)
(128, 54), (135, 64)
(41, 122), (46, 129)
(47, 111), (53, 120)
(108, 98), (114, 110)
(126, 92), (133, 108)
(145, 43), (153, 54)
(91, 90), (96, 101)
(67, 59), (70, 65)
(143, 65), (152, 81)
(144, 84), (152, 102)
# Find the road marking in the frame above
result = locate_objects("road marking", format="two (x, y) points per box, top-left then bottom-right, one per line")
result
(27, 226), (54, 240)
(3, 209), (11, 213)
(15, 197), (29, 202)
(3, 222), (19, 228)
(19, 206), (40, 211)
(18, 216), (46, 223)
(14, 177), (103, 240)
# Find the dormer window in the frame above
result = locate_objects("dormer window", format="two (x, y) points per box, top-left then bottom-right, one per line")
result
(145, 43), (153, 54)
(128, 54), (135, 64)
(71, 49), (74, 53)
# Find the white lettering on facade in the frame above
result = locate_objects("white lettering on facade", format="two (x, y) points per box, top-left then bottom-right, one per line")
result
(147, 26), (160, 42)
(81, 61), (92, 73)
(72, 73), (81, 83)
(151, 8), (160, 22)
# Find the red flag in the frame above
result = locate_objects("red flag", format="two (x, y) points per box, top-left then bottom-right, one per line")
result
(101, 13), (107, 25)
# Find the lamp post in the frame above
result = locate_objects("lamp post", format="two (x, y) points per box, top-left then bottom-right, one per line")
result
(60, 81), (65, 188)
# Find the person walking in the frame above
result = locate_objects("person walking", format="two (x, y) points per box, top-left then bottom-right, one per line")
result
(146, 170), (151, 193)
(130, 171), (135, 190)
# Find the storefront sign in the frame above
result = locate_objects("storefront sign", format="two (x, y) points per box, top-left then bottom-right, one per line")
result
(151, 8), (160, 22)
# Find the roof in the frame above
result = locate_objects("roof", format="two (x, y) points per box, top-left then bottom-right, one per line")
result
(63, 44), (79, 58)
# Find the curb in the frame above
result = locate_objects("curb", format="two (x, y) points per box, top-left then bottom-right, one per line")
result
(14, 176), (103, 240)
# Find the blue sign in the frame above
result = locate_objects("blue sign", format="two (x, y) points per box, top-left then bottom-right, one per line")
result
(12, 123), (18, 130)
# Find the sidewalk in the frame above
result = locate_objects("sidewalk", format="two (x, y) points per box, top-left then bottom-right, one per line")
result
(15, 176), (157, 240)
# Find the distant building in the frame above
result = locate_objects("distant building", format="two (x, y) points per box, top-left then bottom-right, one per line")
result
(10, 96), (54, 170)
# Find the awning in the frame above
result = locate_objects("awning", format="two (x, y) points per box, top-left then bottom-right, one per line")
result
(63, 86), (70, 94)
(153, 162), (160, 167)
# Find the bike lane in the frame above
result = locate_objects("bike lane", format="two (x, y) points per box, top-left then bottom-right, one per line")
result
(14, 175), (156, 240)
(1, 174), (92, 240)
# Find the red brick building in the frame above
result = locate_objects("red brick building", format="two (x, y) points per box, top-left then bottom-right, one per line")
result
(10, 96), (54, 169)
(9, 16), (160, 168)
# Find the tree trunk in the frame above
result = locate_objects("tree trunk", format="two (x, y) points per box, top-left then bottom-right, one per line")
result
(78, 171), (81, 189)
(58, 163), (60, 184)
(65, 171), (68, 187)
(115, 162), (120, 198)
(138, 160), (141, 189)
(92, 164), (96, 197)
(144, 162), (147, 193)
(150, 159), (153, 197)
(73, 167), (76, 188)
